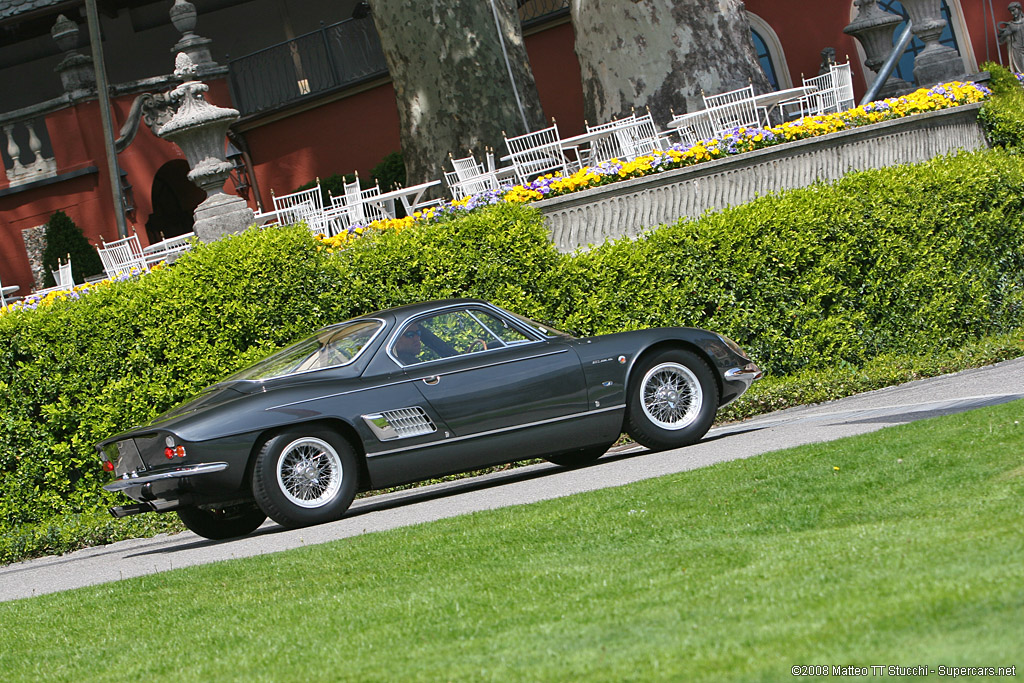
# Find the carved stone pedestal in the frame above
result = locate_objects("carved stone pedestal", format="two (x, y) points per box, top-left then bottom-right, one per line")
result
(193, 193), (254, 243)
(157, 54), (252, 244)
(901, 0), (966, 85)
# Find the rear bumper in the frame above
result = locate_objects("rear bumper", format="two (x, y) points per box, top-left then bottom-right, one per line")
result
(103, 462), (229, 492)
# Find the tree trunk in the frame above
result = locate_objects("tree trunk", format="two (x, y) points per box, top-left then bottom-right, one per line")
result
(569, 0), (770, 128)
(370, 0), (547, 185)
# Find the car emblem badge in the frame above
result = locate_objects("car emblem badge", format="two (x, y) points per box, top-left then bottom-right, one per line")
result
(618, 355), (627, 364)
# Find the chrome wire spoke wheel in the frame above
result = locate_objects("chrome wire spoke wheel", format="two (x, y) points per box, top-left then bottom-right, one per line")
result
(276, 437), (343, 508)
(640, 362), (703, 430)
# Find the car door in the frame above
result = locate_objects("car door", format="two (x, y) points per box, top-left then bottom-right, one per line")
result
(393, 306), (588, 438)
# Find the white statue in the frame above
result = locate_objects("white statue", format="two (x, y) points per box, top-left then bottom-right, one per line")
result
(998, 2), (1024, 74)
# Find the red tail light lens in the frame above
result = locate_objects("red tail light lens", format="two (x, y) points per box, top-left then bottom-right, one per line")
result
(102, 461), (114, 472)
(164, 447), (175, 459)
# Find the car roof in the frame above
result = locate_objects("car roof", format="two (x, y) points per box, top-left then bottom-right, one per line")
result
(362, 298), (490, 323)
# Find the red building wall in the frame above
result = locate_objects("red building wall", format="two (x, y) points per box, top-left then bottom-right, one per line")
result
(1, 3), (1006, 295)
(242, 21), (586, 210)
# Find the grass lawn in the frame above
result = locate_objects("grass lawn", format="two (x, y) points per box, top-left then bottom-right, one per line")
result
(1, 401), (1022, 682)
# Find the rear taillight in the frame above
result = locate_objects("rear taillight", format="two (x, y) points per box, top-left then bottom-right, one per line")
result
(164, 437), (186, 459)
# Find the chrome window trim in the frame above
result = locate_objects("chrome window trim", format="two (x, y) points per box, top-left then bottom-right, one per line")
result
(232, 317), (388, 383)
(368, 404), (626, 458)
(385, 303), (545, 369)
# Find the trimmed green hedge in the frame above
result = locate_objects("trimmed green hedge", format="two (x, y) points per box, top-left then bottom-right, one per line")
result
(979, 63), (1024, 149)
(554, 150), (1024, 374)
(2, 147), (1024, 563)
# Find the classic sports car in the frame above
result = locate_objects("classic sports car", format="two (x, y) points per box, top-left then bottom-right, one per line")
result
(98, 299), (761, 540)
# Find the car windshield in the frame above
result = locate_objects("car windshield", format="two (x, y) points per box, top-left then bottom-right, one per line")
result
(224, 320), (383, 381)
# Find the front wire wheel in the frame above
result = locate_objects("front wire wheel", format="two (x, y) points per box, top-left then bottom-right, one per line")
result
(253, 427), (358, 529)
(640, 362), (703, 431)
(626, 349), (719, 451)
(276, 437), (344, 508)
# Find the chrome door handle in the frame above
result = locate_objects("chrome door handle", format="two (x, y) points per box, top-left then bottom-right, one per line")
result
(422, 376), (440, 385)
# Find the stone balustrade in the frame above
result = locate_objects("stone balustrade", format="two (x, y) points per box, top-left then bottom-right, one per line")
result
(537, 102), (988, 253)
(1, 115), (57, 188)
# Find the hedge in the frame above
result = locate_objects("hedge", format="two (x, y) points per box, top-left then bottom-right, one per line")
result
(2, 147), (1023, 562)
(979, 63), (1024, 149)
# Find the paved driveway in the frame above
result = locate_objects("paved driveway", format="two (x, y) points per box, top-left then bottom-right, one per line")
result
(2, 356), (1022, 602)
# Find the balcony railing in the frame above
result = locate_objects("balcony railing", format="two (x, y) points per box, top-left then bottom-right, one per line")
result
(0, 113), (57, 188)
(228, 2), (571, 117)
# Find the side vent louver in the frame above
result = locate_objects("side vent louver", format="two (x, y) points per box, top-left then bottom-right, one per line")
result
(362, 407), (436, 441)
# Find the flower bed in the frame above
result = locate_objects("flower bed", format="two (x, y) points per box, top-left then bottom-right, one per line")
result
(0, 265), (162, 316)
(319, 80), (990, 251)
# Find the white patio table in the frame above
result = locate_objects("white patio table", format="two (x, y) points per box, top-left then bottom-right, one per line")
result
(143, 233), (194, 265)
(364, 179), (443, 217)
(754, 85), (818, 119)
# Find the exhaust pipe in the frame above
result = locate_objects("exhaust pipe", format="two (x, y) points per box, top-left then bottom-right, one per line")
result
(109, 502), (156, 518)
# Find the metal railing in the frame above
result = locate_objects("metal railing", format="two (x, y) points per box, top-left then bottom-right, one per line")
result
(520, 0), (570, 28)
(228, 17), (388, 116)
(228, 2), (571, 117)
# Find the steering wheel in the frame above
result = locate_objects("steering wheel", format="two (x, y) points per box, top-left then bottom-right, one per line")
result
(467, 338), (489, 353)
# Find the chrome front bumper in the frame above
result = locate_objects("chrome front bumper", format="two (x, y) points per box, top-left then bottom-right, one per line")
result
(720, 363), (763, 407)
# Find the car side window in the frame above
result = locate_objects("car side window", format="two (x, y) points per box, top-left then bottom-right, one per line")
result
(391, 309), (506, 366)
(469, 309), (533, 345)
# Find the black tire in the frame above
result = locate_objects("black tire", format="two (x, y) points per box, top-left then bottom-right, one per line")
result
(252, 426), (359, 529)
(546, 445), (609, 468)
(177, 503), (267, 540)
(625, 348), (719, 452)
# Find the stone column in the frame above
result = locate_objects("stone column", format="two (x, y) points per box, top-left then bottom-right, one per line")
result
(157, 54), (253, 243)
(844, 0), (913, 98)
(900, 0), (966, 85)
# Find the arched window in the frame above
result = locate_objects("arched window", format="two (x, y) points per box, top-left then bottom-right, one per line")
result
(747, 13), (792, 90)
(751, 30), (778, 90)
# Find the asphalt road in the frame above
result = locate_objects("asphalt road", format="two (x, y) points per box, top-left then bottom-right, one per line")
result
(3, 356), (1023, 603)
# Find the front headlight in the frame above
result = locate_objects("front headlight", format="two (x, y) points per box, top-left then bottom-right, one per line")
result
(716, 333), (751, 360)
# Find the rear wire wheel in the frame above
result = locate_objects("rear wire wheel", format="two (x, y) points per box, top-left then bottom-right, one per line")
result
(625, 349), (719, 451)
(253, 426), (359, 529)
(177, 503), (267, 540)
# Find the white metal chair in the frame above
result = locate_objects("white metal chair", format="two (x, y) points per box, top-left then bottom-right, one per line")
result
(35, 257), (75, 296)
(98, 234), (149, 279)
(504, 122), (579, 184)
(320, 204), (352, 236)
(449, 153), (500, 197)
(782, 71), (837, 119)
(669, 109), (717, 146)
(831, 61), (855, 112)
(333, 178), (392, 225)
(617, 112), (667, 159)
(781, 62), (854, 119)
(271, 181), (329, 235)
(584, 114), (637, 165)
(702, 84), (769, 136)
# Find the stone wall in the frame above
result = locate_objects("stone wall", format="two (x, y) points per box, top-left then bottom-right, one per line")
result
(537, 103), (988, 252)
